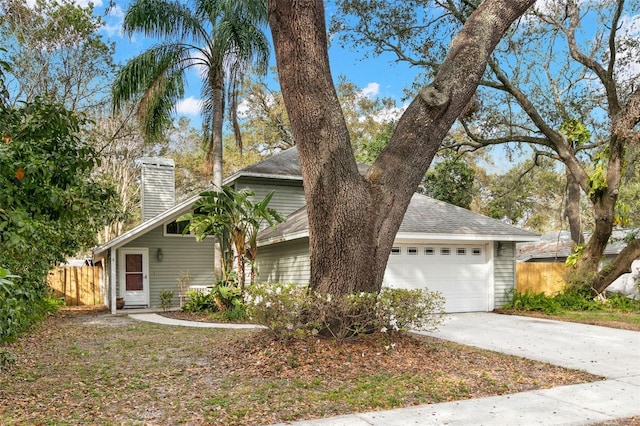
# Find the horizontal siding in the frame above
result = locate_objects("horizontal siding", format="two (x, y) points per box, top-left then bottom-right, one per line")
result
(494, 241), (516, 308)
(119, 226), (215, 308)
(234, 178), (305, 218)
(142, 161), (175, 221)
(255, 238), (310, 285)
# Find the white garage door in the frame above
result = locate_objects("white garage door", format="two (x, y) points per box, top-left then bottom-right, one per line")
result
(383, 244), (491, 313)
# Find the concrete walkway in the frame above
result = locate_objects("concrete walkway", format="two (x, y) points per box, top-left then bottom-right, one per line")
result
(129, 313), (267, 329)
(129, 312), (640, 425)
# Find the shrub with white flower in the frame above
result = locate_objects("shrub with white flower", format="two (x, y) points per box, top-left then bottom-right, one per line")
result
(245, 283), (445, 344)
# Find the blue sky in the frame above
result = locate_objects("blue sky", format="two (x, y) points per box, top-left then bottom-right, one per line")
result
(91, 0), (417, 120)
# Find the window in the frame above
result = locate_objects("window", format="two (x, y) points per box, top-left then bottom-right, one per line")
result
(472, 248), (482, 256)
(165, 220), (191, 236)
(391, 247), (401, 255)
(424, 247), (435, 255)
(407, 247), (418, 255)
(456, 248), (467, 255)
(440, 248), (451, 255)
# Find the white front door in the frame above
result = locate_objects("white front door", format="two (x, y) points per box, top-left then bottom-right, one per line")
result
(119, 248), (149, 307)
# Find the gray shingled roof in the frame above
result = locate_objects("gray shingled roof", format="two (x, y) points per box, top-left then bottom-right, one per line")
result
(225, 146), (370, 180)
(400, 194), (538, 237)
(516, 230), (635, 261)
(258, 193), (538, 246)
(230, 147), (302, 179)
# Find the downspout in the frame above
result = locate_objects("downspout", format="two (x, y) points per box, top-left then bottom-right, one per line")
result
(110, 248), (117, 315)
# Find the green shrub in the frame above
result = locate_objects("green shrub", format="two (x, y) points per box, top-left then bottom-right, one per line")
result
(159, 289), (175, 312)
(182, 289), (217, 313)
(211, 304), (247, 322)
(502, 290), (563, 314)
(0, 267), (62, 343)
(181, 282), (244, 315)
(503, 288), (640, 315)
(603, 292), (640, 312)
(245, 283), (445, 343)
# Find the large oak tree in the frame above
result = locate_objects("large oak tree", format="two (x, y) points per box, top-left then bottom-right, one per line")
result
(267, 0), (536, 295)
(331, 0), (640, 293)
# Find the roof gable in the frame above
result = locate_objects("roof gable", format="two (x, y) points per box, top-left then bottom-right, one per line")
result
(93, 147), (302, 258)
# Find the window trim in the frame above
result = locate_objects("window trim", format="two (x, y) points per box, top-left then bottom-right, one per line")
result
(163, 219), (195, 237)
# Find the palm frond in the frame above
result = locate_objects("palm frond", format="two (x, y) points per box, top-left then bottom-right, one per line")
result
(112, 43), (200, 141)
(123, 0), (206, 43)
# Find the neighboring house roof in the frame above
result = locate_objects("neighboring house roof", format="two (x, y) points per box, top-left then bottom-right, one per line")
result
(257, 193), (539, 247)
(93, 147), (303, 259)
(516, 229), (637, 262)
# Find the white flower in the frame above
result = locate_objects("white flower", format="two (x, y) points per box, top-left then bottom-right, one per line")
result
(381, 327), (388, 333)
(253, 295), (263, 306)
(275, 286), (282, 295)
(326, 294), (332, 302)
(265, 302), (272, 308)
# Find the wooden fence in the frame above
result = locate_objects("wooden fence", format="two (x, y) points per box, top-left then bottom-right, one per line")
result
(47, 266), (104, 306)
(516, 262), (567, 295)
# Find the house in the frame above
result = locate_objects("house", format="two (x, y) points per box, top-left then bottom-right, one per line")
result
(93, 147), (538, 314)
(516, 230), (631, 263)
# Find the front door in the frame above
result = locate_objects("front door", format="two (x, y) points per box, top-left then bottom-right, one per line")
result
(119, 248), (149, 307)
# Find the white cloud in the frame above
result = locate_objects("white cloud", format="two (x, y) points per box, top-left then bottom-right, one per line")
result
(26, 0), (102, 7)
(107, 3), (124, 18)
(236, 98), (251, 119)
(372, 103), (408, 123)
(175, 97), (202, 116)
(360, 82), (380, 98)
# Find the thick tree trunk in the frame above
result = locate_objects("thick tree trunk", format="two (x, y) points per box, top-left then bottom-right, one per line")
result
(574, 135), (624, 280)
(590, 239), (640, 295)
(564, 167), (584, 245)
(268, 0), (535, 295)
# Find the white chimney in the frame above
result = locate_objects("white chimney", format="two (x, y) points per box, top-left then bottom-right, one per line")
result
(141, 157), (175, 221)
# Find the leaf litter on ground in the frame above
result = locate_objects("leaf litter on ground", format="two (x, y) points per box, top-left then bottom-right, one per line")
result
(0, 308), (600, 425)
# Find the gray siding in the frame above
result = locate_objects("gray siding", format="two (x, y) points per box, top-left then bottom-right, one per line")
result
(234, 177), (305, 218)
(255, 238), (310, 285)
(141, 158), (175, 221)
(494, 241), (516, 308)
(118, 226), (215, 308)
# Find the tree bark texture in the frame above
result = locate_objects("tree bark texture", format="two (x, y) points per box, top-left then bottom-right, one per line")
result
(205, 73), (225, 280)
(564, 167), (584, 245)
(268, 0), (535, 295)
(575, 133), (624, 276)
(590, 239), (640, 295)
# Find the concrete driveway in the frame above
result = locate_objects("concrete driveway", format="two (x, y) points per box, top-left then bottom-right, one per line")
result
(274, 313), (640, 426)
(420, 313), (640, 379)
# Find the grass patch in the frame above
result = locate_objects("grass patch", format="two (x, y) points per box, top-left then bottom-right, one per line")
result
(0, 308), (599, 425)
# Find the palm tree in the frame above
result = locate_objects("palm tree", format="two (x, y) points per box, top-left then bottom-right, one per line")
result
(111, 0), (269, 190)
(178, 186), (284, 291)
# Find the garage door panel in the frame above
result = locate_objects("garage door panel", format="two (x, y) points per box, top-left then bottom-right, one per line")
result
(383, 244), (490, 313)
